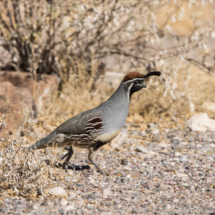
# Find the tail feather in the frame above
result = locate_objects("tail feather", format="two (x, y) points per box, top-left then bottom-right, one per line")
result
(28, 130), (57, 150)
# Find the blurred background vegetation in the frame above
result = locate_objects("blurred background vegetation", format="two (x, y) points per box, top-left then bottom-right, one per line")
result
(0, 0), (215, 127)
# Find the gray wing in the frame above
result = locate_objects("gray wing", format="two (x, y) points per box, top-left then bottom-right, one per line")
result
(56, 109), (103, 135)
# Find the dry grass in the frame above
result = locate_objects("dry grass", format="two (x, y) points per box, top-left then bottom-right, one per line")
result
(0, 138), (76, 198)
(0, 142), (52, 197)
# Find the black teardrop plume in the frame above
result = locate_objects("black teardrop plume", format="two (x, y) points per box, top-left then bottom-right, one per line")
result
(144, 71), (161, 79)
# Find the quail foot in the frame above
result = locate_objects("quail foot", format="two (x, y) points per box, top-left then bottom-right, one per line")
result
(29, 71), (161, 175)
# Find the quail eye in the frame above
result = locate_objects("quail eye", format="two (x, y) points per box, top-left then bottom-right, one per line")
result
(134, 81), (138, 84)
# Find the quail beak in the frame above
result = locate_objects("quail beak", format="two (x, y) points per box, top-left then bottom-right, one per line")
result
(141, 83), (147, 88)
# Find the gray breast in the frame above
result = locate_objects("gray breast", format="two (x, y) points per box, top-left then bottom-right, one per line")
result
(99, 82), (130, 134)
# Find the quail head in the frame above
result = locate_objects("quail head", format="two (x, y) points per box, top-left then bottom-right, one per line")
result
(29, 71), (161, 175)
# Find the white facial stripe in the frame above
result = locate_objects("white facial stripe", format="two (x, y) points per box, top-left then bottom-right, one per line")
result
(125, 78), (144, 83)
(127, 82), (133, 101)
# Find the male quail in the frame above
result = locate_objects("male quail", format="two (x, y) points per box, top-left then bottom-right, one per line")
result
(29, 71), (161, 175)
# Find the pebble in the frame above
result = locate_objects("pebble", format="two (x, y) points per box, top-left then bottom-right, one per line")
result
(179, 141), (188, 146)
(151, 129), (160, 135)
(171, 138), (181, 144)
(33, 204), (40, 210)
(121, 159), (128, 165)
(47, 187), (67, 197)
(179, 156), (188, 163)
(135, 145), (148, 153)
(153, 134), (160, 142)
(64, 204), (75, 211)
(77, 197), (85, 205)
(110, 132), (128, 148)
(103, 188), (112, 198)
(141, 131), (147, 136)
(155, 141), (170, 149)
(173, 199), (179, 203)
(124, 166), (132, 171)
(60, 198), (68, 206)
(0, 157), (4, 164)
(1, 125), (215, 214)
(176, 173), (189, 181)
(147, 123), (158, 129)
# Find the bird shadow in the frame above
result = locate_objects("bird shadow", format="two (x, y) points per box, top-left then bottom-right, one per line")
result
(55, 162), (91, 171)
(45, 159), (90, 171)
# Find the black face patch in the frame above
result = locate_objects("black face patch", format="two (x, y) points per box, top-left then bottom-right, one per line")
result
(124, 80), (145, 100)
(130, 84), (144, 96)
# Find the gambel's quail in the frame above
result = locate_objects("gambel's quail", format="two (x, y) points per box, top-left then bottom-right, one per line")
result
(29, 71), (161, 175)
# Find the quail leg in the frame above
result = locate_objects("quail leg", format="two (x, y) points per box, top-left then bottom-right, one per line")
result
(88, 148), (109, 176)
(61, 146), (73, 169)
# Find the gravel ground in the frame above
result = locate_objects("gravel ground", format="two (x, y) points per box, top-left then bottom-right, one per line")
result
(1, 123), (215, 214)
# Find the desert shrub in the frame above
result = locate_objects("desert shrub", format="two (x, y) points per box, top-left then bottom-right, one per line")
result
(0, 140), (68, 197)
(0, 0), (214, 116)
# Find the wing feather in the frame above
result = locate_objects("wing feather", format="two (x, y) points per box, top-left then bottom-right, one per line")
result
(56, 109), (103, 135)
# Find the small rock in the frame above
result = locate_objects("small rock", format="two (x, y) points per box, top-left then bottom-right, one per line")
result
(135, 145), (148, 153)
(171, 138), (181, 144)
(176, 173), (189, 181)
(173, 199), (179, 203)
(76, 199), (85, 207)
(64, 177), (73, 181)
(147, 123), (158, 129)
(64, 204), (75, 211)
(124, 166), (132, 171)
(187, 113), (215, 132)
(179, 156), (188, 163)
(131, 209), (138, 214)
(175, 152), (182, 157)
(110, 131), (128, 148)
(179, 141), (188, 147)
(151, 129), (160, 135)
(60, 199), (68, 206)
(155, 141), (170, 149)
(33, 204), (40, 210)
(20, 131), (25, 137)
(187, 136), (194, 142)
(206, 156), (214, 161)
(140, 131), (147, 136)
(121, 178), (125, 183)
(103, 188), (112, 198)
(89, 178), (96, 185)
(121, 159), (128, 165)
(136, 145), (156, 155)
(153, 134), (160, 142)
(41, 200), (53, 206)
(202, 102), (215, 112)
(68, 191), (76, 200)
(3, 198), (9, 202)
(47, 187), (67, 197)
(148, 142), (156, 147)
(0, 157), (4, 164)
